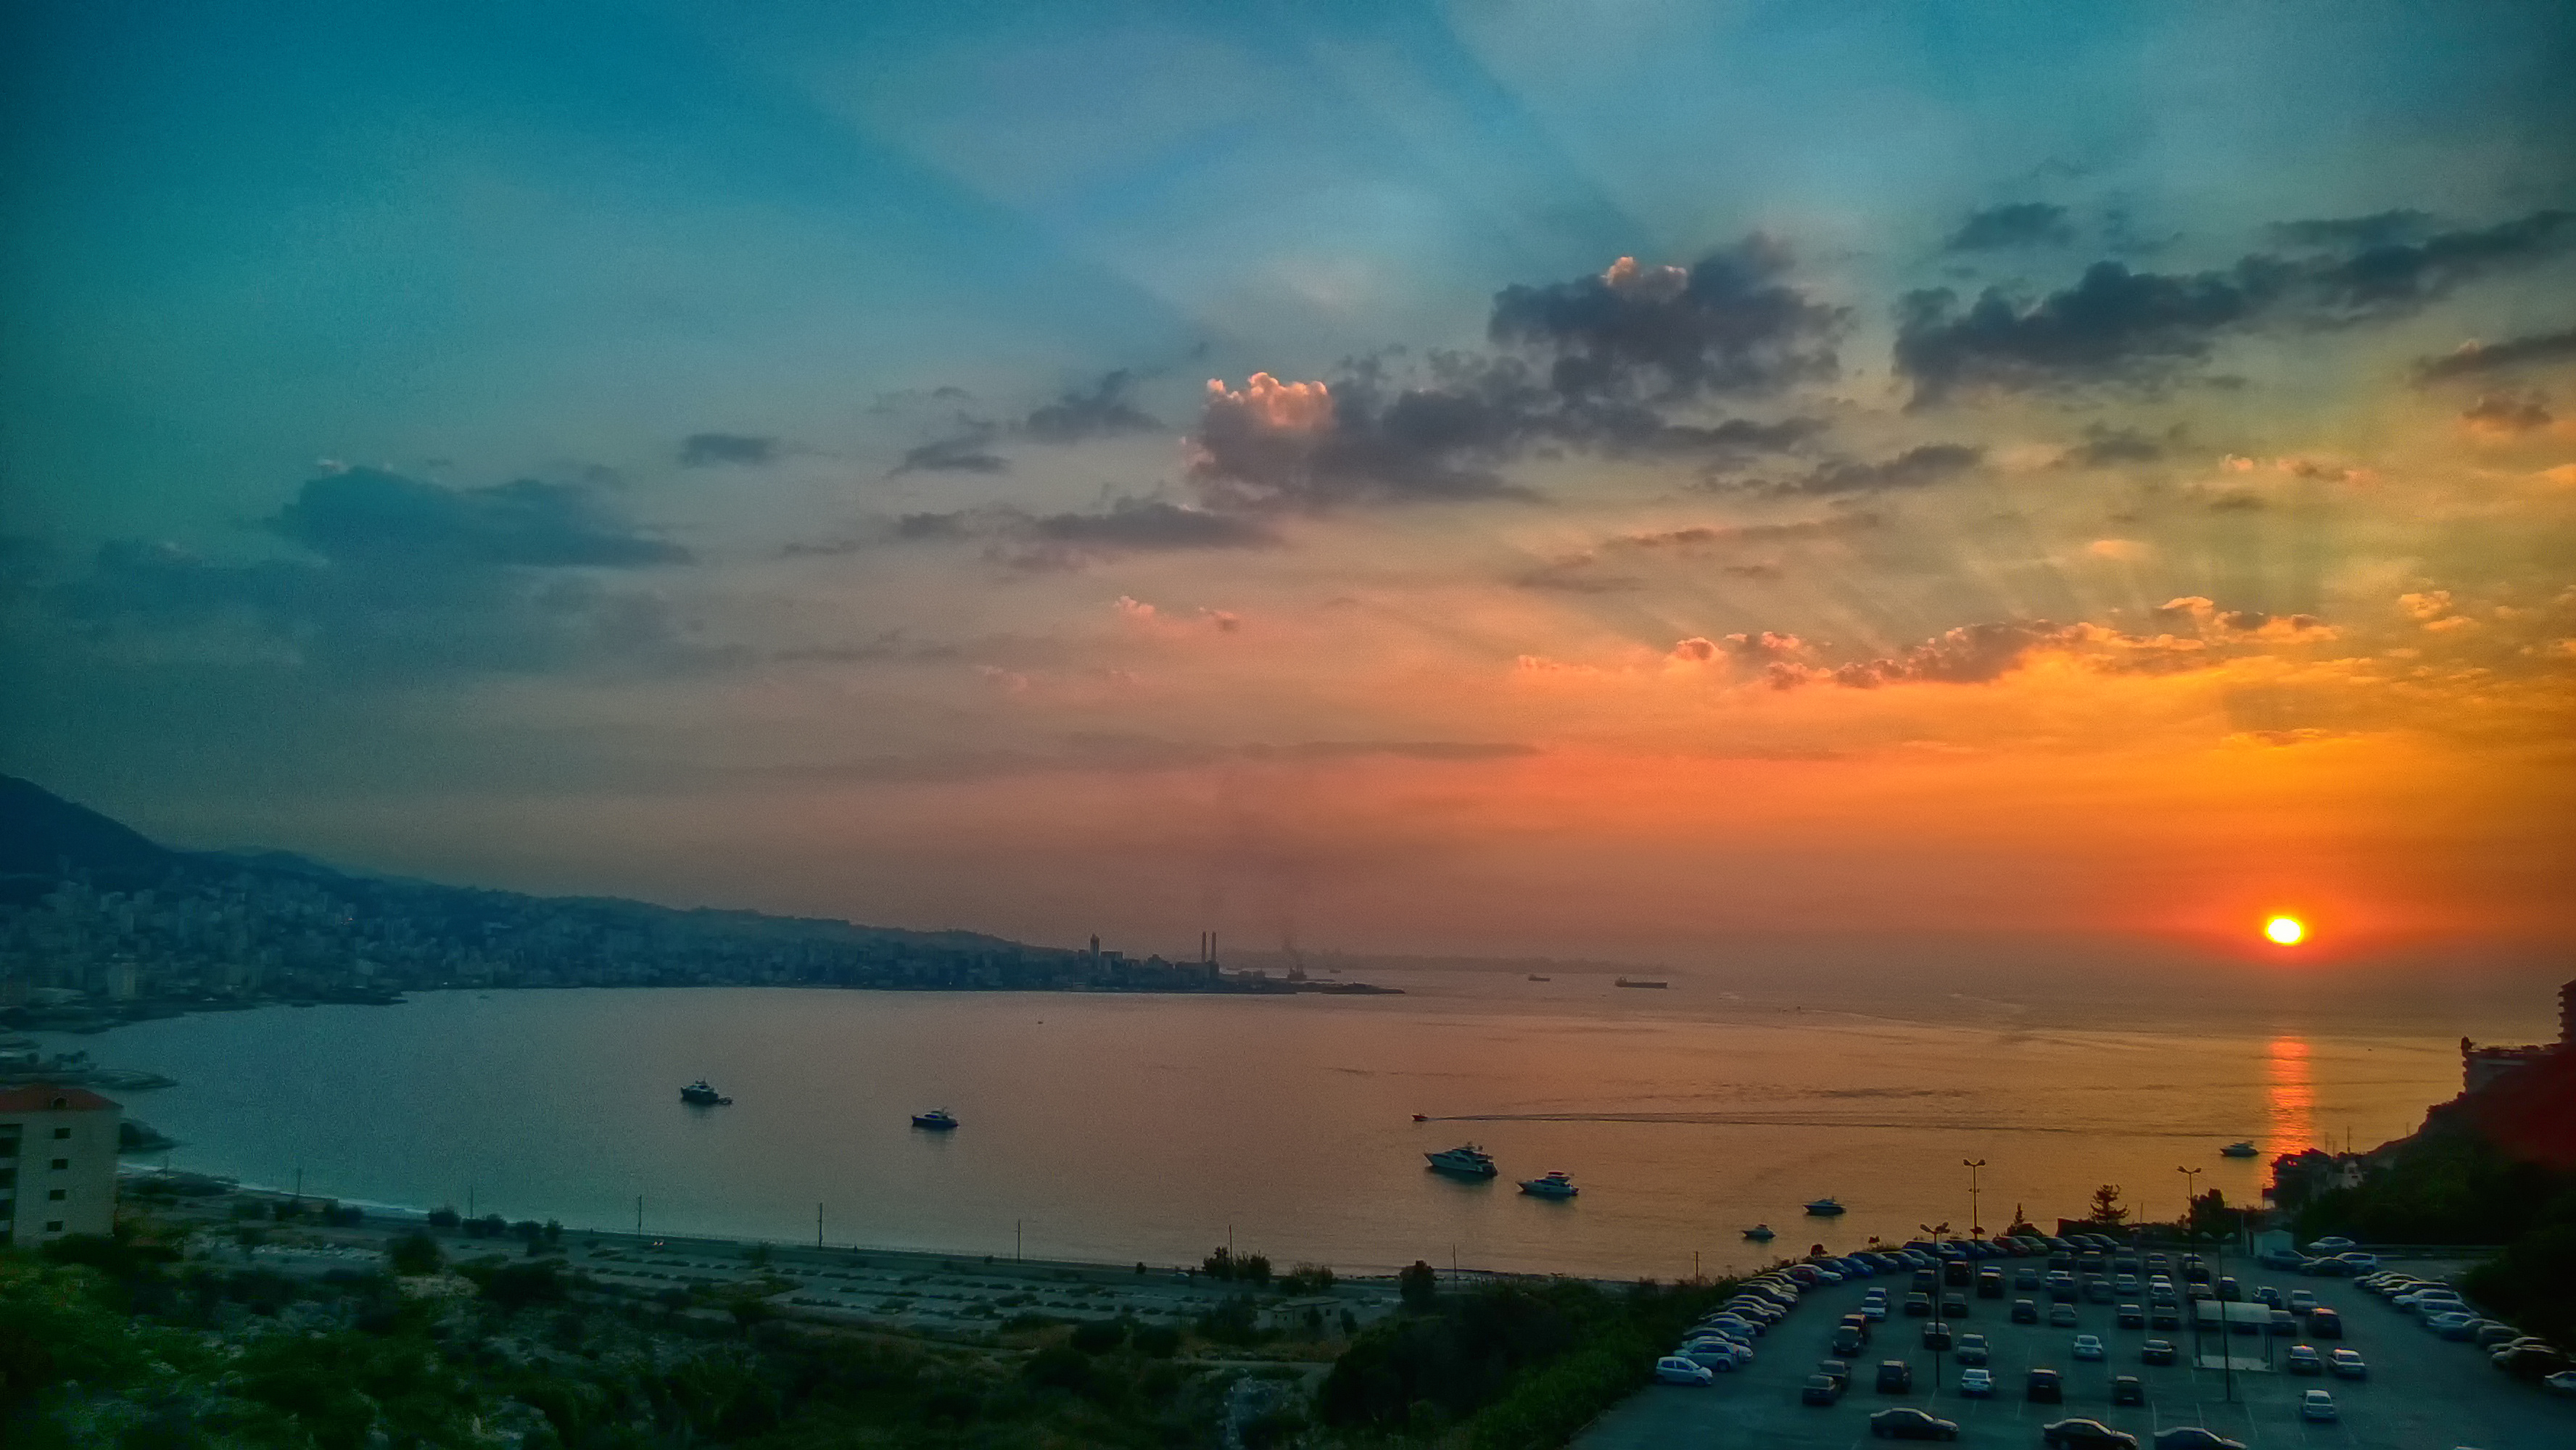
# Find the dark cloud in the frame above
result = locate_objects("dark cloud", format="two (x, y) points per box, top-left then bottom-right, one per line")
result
(2269, 210), (2437, 249)
(2413, 323), (2576, 382)
(1897, 209), (2576, 402)
(45, 470), (704, 680)
(677, 432), (780, 468)
(2461, 392), (2554, 434)
(1487, 239), (1844, 401)
(2062, 423), (2178, 466)
(1025, 500), (1273, 550)
(1718, 444), (1985, 497)
(891, 425), (1010, 476)
(1020, 369), (1163, 444)
(769, 631), (959, 666)
(1614, 513), (1882, 549)
(1186, 365), (1542, 510)
(1943, 202), (2075, 252)
(269, 468), (690, 568)
(1514, 554), (1643, 594)
(2205, 489), (2266, 513)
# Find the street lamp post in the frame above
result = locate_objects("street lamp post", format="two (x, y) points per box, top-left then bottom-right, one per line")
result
(2177, 1165), (2201, 1234)
(2177, 1167), (2202, 1367)
(1963, 1159), (1987, 1240)
(1920, 1222), (1950, 1402)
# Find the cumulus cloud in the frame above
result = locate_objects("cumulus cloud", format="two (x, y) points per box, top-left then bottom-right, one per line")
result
(1897, 209), (2576, 402)
(677, 432), (781, 468)
(2414, 324), (2576, 383)
(1186, 369), (1535, 510)
(1487, 239), (1844, 402)
(1943, 202), (2075, 252)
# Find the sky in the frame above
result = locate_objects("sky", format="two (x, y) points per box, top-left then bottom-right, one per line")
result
(4, 1), (2574, 975)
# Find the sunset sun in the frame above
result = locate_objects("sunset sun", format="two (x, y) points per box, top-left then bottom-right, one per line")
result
(2265, 916), (2306, 945)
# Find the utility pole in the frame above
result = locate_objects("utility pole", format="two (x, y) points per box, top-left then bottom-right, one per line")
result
(635, 1195), (643, 1235)
(817, 1203), (825, 1250)
(1920, 1222), (1949, 1400)
(1962, 1159), (1986, 1240)
(1016, 1219), (1023, 1262)
(2178, 1166), (2202, 1235)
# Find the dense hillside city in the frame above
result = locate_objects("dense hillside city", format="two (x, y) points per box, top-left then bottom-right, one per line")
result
(0, 776), (1372, 1028)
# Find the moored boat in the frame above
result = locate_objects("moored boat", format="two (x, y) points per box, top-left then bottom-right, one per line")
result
(1803, 1196), (1846, 1216)
(2220, 1140), (2259, 1158)
(911, 1109), (958, 1130)
(1425, 1143), (1498, 1179)
(1518, 1170), (1578, 1199)
(1743, 1223), (1777, 1240)
(1614, 977), (1669, 989)
(680, 1080), (732, 1106)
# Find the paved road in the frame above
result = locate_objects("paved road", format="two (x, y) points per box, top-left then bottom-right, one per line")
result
(1580, 1260), (2573, 1449)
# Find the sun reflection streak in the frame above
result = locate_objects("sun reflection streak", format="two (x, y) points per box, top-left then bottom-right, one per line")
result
(2265, 1035), (2317, 1153)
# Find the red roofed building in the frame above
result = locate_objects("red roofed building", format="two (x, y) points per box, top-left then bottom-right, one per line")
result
(0, 1082), (122, 1244)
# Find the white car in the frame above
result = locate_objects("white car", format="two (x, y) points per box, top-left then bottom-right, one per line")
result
(2072, 1334), (2105, 1361)
(1677, 1342), (1747, 1371)
(2546, 1369), (2576, 1396)
(1859, 1301), (1888, 1322)
(1655, 1355), (1716, 1385)
(1960, 1367), (1994, 1396)
(2307, 1237), (2358, 1253)
(2300, 1388), (2337, 1422)
(1684, 1333), (1753, 1359)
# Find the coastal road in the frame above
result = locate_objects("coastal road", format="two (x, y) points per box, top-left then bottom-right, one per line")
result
(1579, 1260), (2574, 1449)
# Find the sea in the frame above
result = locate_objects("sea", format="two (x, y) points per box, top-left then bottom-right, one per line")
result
(46, 967), (2562, 1282)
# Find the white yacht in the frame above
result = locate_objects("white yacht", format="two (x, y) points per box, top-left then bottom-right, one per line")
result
(1517, 1170), (1578, 1199)
(1743, 1223), (1777, 1241)
(1425, 1144), (1499, 1180)
(1803, 1196), (1847, 1216)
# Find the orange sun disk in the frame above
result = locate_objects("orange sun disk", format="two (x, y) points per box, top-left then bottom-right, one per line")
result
(2264, 916), (2305, 945)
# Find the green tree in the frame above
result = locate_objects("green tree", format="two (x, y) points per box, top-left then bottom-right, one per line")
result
(2086, 1185), (2129, 1225)
(387, 1231), (444, 1277)
(1399, 1259), (1440, 1312)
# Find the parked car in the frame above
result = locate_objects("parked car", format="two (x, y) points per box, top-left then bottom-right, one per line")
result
(2049, 1304), (2080, 1328)
(2039, 1418), (2137, 1449)
(2307, 1307), (2342, 1339)
(2215, 1276), (2241, 1301)
(1859, 1299), (1888, 1322)
(1904, 1293), (1934, 1317)
(1868, 1407), (1960, 1441)
(2152, 1432), (2247, 1450)
(2026, 1367), (2064, 1403)
(2015, 1267), (2042, 1290)
(2073, 1334), (2105, 1360)
(1977, 1269), (2005, 1298)
(2493, 1344), (2571, 1379)
(1876, 1359), (1912, 1393)
(1954, 1332), (1989, 1366)
(1832, 1327), (1868, 1356)
(2546, 1369), (2576, 1396)
(2329, 1348), (2366, 1379)
(2285, 1345), (2322, 1375)
(2110, 1375), (2145, 1405)
(2012, 1298), (2041, 1323)
(2150, 1306), (2182, 1330)
(2141, 1338), (2179, 1365)
(2252, 1285), (2281, 1308)
(1817, 1359), (1852, 1388)
(2299, 1389), (2337, 1422)
(2307, 1236), (2357, 1253)
(1677, 1341), (1747, 1370)
(1802, 1373), (1842, 1405)
(1653, 1356), (1714, 1385)
(2116, 1303), (2146, 1328)
(1920, 1321), (1952, 1351)
(1960, 1367), (1994, 1396)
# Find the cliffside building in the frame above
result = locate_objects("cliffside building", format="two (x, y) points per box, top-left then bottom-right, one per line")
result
(2460, 979), (2576, 1093)
(0, 1082), (122, 1245)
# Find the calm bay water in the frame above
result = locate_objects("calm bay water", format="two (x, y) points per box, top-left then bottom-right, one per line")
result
(62, 974), (2512, 1280)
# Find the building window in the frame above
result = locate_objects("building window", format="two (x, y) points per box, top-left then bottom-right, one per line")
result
(52, 1127), (71, 1139)
(50, 1159), (68, 1171)
(45, 1220), (64, 1232)
(48, 1189), (65, 1201)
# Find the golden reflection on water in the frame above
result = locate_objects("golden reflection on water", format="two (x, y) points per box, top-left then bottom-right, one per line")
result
(2266, 1035), (2317, 1151)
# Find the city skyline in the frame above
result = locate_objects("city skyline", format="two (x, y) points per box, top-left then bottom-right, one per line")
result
(4, 4), (2573, 972)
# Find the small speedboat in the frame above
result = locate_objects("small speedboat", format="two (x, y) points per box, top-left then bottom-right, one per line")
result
(1518, 1170), (1579, 1199)
(2220, 1140), (2259, 1158)
(911, 1109), (958, 1131)
(1527, 974), (1551, 982)
(1743, 1223), (1777, 1241)
(680, 1080), (732, 1106)
(1426, 1144), (1499, 1180)
(1803, 1196), (1846, 1217)
(1411, 1113), (1429, 1122)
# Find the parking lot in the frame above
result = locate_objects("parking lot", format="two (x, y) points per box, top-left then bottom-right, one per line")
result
(1580, 1257), (2575, 1448)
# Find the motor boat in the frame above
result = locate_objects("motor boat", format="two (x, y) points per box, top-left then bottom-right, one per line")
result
(1743, 1223), (1777, 1241)
(1425, 1144), (1498, 1179)
(911, 1109), (958, 1130)
(1804, 1197), (1847, 1216)
(1411, 1113), (1428, 1122)
(2220, 1140), (2260, 1158)
(1518, 1170), (1579, 1199)
(679, 1080), (731, 1106)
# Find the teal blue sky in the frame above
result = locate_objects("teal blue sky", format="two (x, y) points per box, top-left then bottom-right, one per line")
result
(6, 2), (2573, 967)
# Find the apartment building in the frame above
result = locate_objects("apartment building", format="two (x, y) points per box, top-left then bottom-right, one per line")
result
(0, 1082), (122, 1244)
